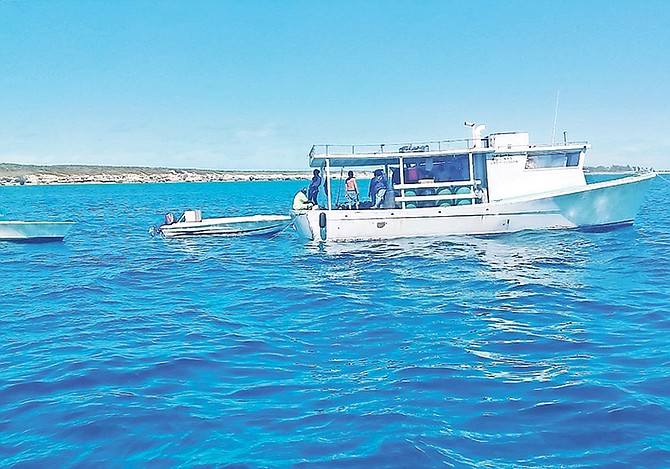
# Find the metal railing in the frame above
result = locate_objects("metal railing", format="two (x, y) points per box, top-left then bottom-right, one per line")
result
(310, 137), (478, 157)
(394, 179), (484, 208)
(309, 138), (588, 157)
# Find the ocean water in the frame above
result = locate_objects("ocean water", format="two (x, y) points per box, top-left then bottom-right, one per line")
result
(1, 177), (669, 468)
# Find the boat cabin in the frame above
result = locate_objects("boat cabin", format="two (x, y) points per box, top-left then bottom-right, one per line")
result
(308, 125), (590, 210)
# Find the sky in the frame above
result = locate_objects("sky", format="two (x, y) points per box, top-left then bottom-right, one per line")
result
(1, 0), (669, 170)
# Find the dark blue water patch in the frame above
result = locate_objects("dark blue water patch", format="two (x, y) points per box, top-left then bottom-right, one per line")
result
(1, 179), (669, 467)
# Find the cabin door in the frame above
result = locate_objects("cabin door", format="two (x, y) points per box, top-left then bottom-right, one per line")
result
(473, 154), (488, 190)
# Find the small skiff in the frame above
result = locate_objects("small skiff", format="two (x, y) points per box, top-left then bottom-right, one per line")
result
(156, 209), (291, 238)
(0, 221), (74, 242)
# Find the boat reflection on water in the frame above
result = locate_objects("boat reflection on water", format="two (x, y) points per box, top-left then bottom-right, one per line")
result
(469, 233), (593, 289)
(305, 230), (593, 289)
(303, 230), (607, 384)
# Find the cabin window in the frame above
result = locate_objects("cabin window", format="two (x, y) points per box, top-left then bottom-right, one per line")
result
(566, 152), (580, 167)
(403, 155), (471, 184)
(525, 152), (579, 169)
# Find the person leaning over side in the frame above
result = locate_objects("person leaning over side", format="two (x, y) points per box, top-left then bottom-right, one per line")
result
(292, 188), (313, 210)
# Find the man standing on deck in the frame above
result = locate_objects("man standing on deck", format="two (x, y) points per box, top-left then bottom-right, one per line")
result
(369, 169), (388, 208)
(307, 169), (322, 206)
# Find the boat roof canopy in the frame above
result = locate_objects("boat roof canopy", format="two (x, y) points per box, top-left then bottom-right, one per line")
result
(308, 143), (590, 169)
(309, 148), (491, 169)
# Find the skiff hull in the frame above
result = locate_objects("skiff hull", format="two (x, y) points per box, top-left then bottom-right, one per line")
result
(159, 214), (292, 238)
(0, 221), (74, 242)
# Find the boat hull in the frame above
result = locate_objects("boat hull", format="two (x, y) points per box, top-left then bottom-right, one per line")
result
(159, 214), (292, 238)
(291, 173), (655, 242)
(0, 221), (74, 242)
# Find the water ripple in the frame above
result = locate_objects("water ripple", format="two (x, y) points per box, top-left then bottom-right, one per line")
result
(0, 180), (669, 467)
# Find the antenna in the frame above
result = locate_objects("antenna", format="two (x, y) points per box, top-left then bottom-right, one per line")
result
(551, 90), (560, 144)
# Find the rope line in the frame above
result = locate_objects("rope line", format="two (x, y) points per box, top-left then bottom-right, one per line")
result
(268, 218), (295, 240)
(335, 167), (344, 207)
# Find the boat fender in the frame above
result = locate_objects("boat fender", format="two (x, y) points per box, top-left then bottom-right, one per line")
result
(319, 212), (327, 241)
(165, 212), (175, 225)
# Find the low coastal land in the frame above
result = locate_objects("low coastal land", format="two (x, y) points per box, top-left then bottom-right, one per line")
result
(0, 163), (311, 186)
(0, 163), (663, 186)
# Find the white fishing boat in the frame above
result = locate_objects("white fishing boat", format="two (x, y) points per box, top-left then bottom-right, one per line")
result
(291, 123), (656, 242)
(0, 221), (74, 242)
(156, 209), (291, 238)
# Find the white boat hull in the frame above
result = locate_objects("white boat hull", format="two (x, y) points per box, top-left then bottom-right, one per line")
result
(0, 221), (74, 242)
(291, 173), (655, 242)
(159, 214), (291, 238)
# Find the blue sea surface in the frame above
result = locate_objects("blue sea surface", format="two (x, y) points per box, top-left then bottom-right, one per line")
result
(1, 178), (669, 468)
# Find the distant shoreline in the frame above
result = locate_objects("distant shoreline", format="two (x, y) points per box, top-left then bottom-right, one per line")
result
(0, 163), (312, 186)
(1, 163), (665, 186)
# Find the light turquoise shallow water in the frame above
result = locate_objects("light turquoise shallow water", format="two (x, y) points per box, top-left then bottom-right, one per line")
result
(1, 178), (669, 467)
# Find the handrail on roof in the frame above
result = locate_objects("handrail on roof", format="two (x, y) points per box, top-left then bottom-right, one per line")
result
(309, 137), (475, 157)
(309, 139), (590, 158)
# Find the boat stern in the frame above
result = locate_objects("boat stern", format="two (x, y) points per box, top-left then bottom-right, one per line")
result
(290, 210), (317, 240)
